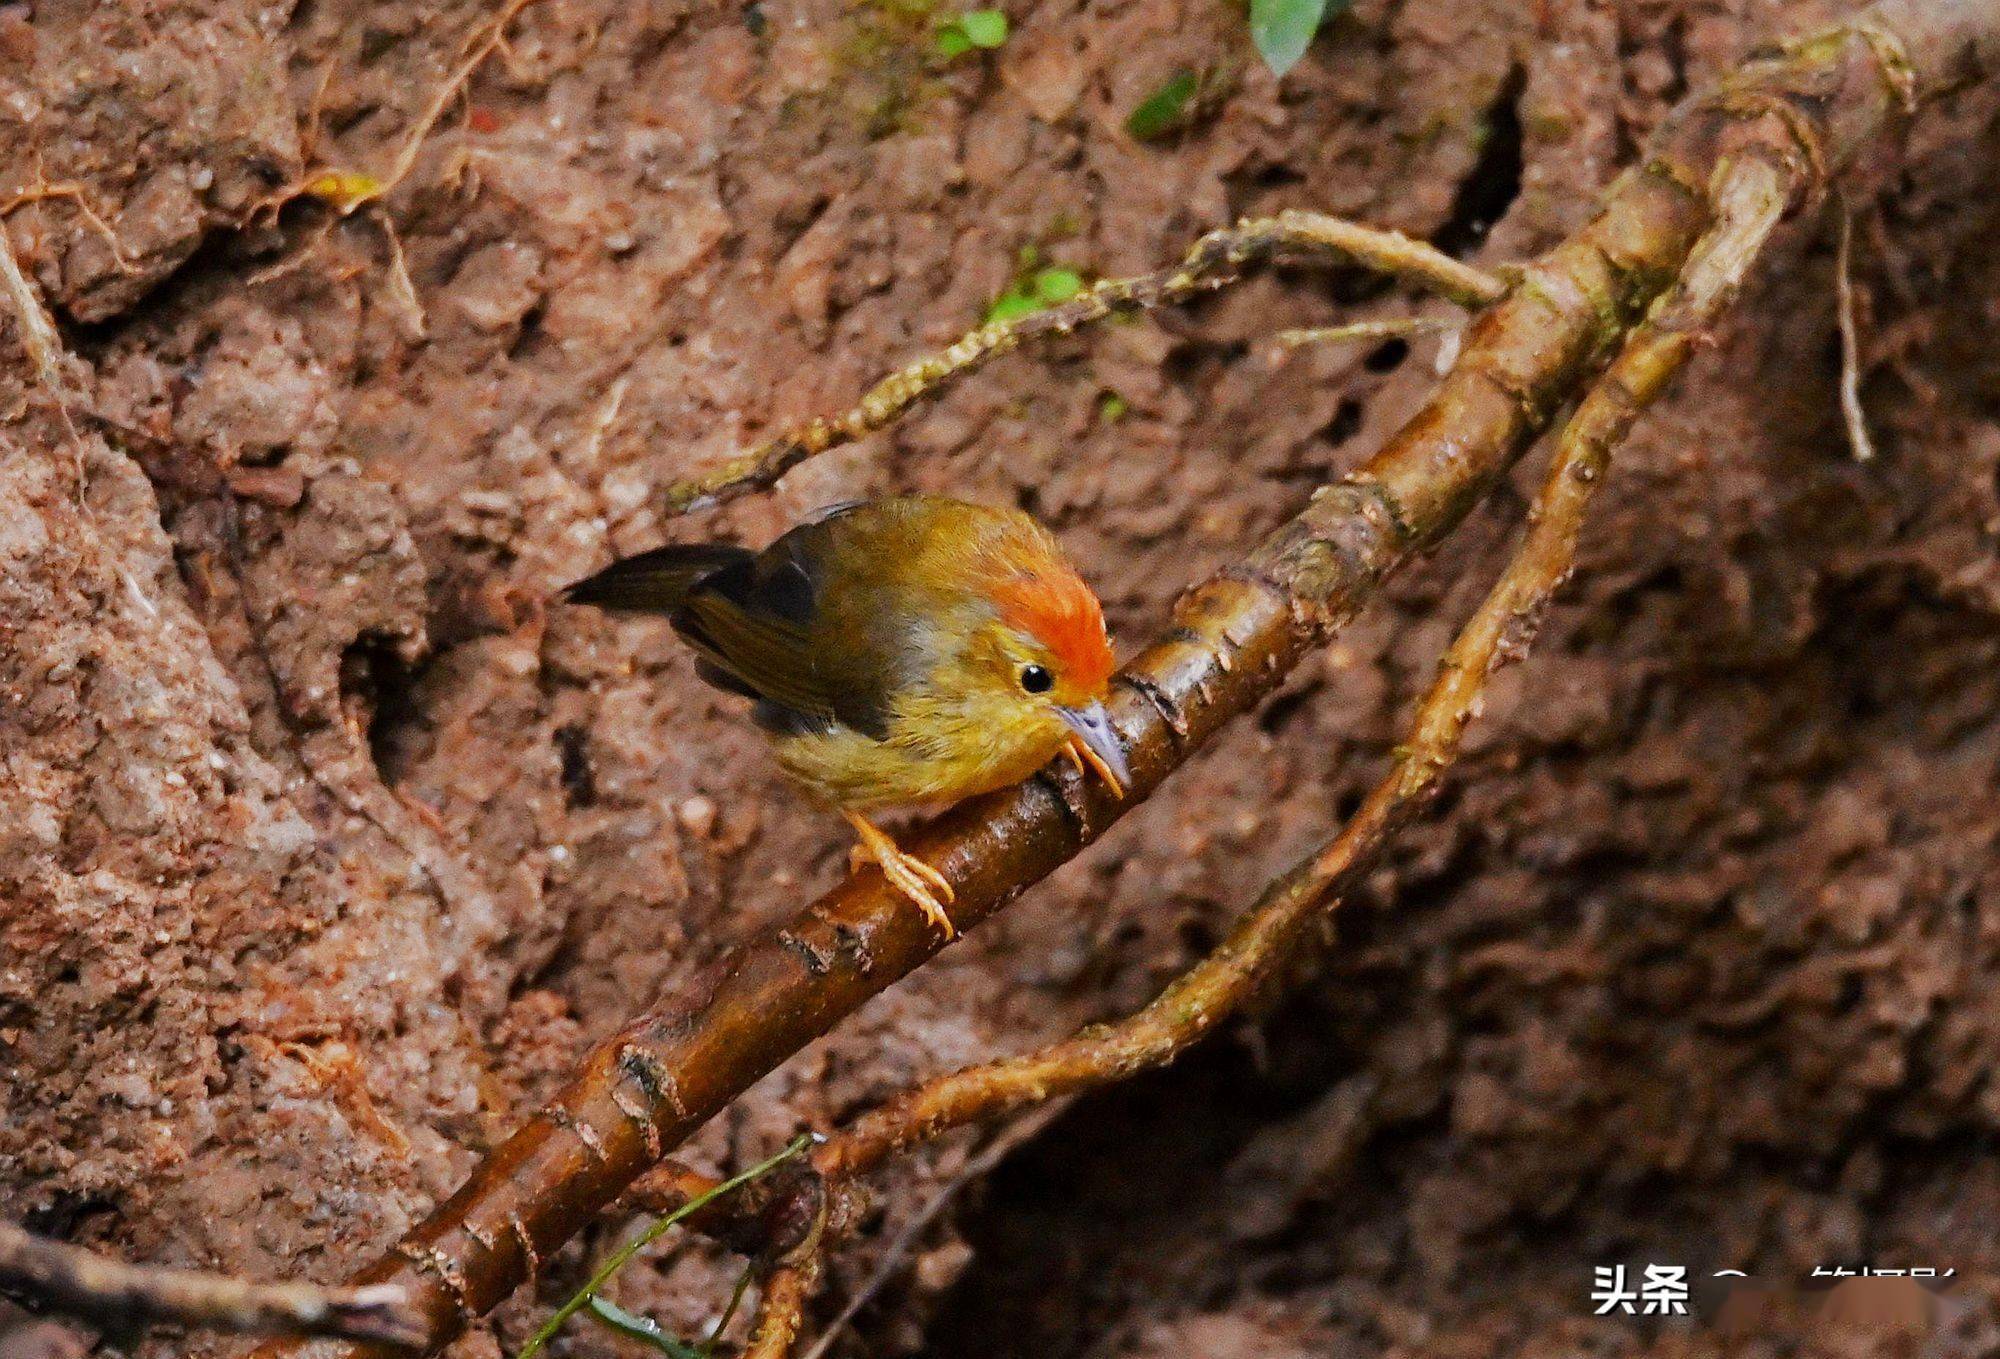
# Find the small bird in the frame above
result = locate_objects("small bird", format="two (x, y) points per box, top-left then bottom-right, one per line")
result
(564, 496), (1129, 936)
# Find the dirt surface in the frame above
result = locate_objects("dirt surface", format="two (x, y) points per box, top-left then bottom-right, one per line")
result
(4, 0), (2000, 1356)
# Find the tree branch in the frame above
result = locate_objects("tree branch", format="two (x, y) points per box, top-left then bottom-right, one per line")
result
(250, 5), (1993, 1354)
(0, 1221), (424, 1349)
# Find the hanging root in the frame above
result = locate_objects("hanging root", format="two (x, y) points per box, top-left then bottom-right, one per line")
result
(0, 1220), (424, 1349)
(0, 220), (71, 396)
(737, 1204), (829, 1359)
(794, 1103), (1065, 1359)
(1835, 200), (1878, 462)
(662, 210), (1507, 513)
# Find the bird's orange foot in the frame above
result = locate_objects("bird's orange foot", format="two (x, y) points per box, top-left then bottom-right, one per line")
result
(1062, 733), (1126, 798)
(843, 811), (957, 937)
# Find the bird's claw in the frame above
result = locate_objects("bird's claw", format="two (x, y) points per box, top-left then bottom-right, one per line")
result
(887, 865), (956, 937)
(1063, 734), (1126, 798)
(844, 812), (957, 938)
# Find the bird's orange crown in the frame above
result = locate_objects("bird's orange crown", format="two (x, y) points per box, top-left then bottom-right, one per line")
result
(990, 567), (1116, 695)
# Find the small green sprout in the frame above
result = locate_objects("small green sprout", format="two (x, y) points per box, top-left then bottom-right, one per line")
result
(985, 264), (1086, 324)
(936, 8), (1008, 58)
(516, 1135), (812, 1359)
(1125, 69), (1199, 141)
(1098, 392), (1129, 423)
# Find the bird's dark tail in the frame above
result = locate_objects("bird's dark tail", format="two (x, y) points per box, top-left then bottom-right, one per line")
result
(562, 542), (753, 613)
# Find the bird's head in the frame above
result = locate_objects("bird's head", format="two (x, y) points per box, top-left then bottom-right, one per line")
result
(926, 555), (1129, 795)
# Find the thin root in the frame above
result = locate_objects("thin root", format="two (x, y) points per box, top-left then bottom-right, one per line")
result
(377, 213), (429, 341)
(0, 174), (136, 273)
(0, 216), (90, 500)
(0, 1220), (425, 1348)
(1836, 200), (1878, 462)
(663, 211), (1508, 513)
(739, 1195), (830, 1359)
(279, 0), (544, 218)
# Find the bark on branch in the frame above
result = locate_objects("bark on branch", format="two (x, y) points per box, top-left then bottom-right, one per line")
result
(254, 4), (1994, 1353)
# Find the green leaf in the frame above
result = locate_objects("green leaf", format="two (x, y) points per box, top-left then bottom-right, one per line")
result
(1250, 0), (1344, 77)
(1032, 267), (1083, 303)
(585, 1298), (702, 1359)
(960, 9), (1009, 47)
(934, 23), (973, 57)
(985, 264), (1084, 324)
(516, 1135), (812, 1359)
(984, 288), (1041, 324)
(1125, 69), (1199, 142)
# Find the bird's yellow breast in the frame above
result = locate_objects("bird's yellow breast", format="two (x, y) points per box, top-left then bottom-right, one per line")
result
(769, 698), (1069, 812)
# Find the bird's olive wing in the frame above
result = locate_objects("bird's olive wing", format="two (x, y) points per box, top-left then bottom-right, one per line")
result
(673, 530), (895, 740)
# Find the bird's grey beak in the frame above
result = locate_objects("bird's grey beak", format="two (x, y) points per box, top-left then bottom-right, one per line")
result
(1058, 702), (1131, 795)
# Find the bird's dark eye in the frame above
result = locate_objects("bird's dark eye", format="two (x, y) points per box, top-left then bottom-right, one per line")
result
(1019, 664), (1054, 694)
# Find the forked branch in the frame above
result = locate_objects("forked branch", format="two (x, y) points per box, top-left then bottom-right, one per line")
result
(250, 5), (1991, 1354)
(727, 151), (1791, 1357)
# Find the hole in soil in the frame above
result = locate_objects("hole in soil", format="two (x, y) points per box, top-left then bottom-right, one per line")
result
(1361, 337), (1411, 373)
(508, 295), (549, 363)
(555, 723), (596, 808)
(340, 633), (429, 784)
(1243, 160), (1307, 193)
(926, 994), (1370, 1359)
(1258, 684), (1318, 736)
(25, 1194), (118, 1242)
(1432, 64), (1526, 259)
(1320, 397), (1364, 447)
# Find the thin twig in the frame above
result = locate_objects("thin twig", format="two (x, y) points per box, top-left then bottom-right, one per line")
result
(0, 1220), (424, 1348)
(700, 1260), (757, 1357)
(1271, 315), (1456, 353)
(662, 210), (1506, 513)
(1835, 200), (1878, 462)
